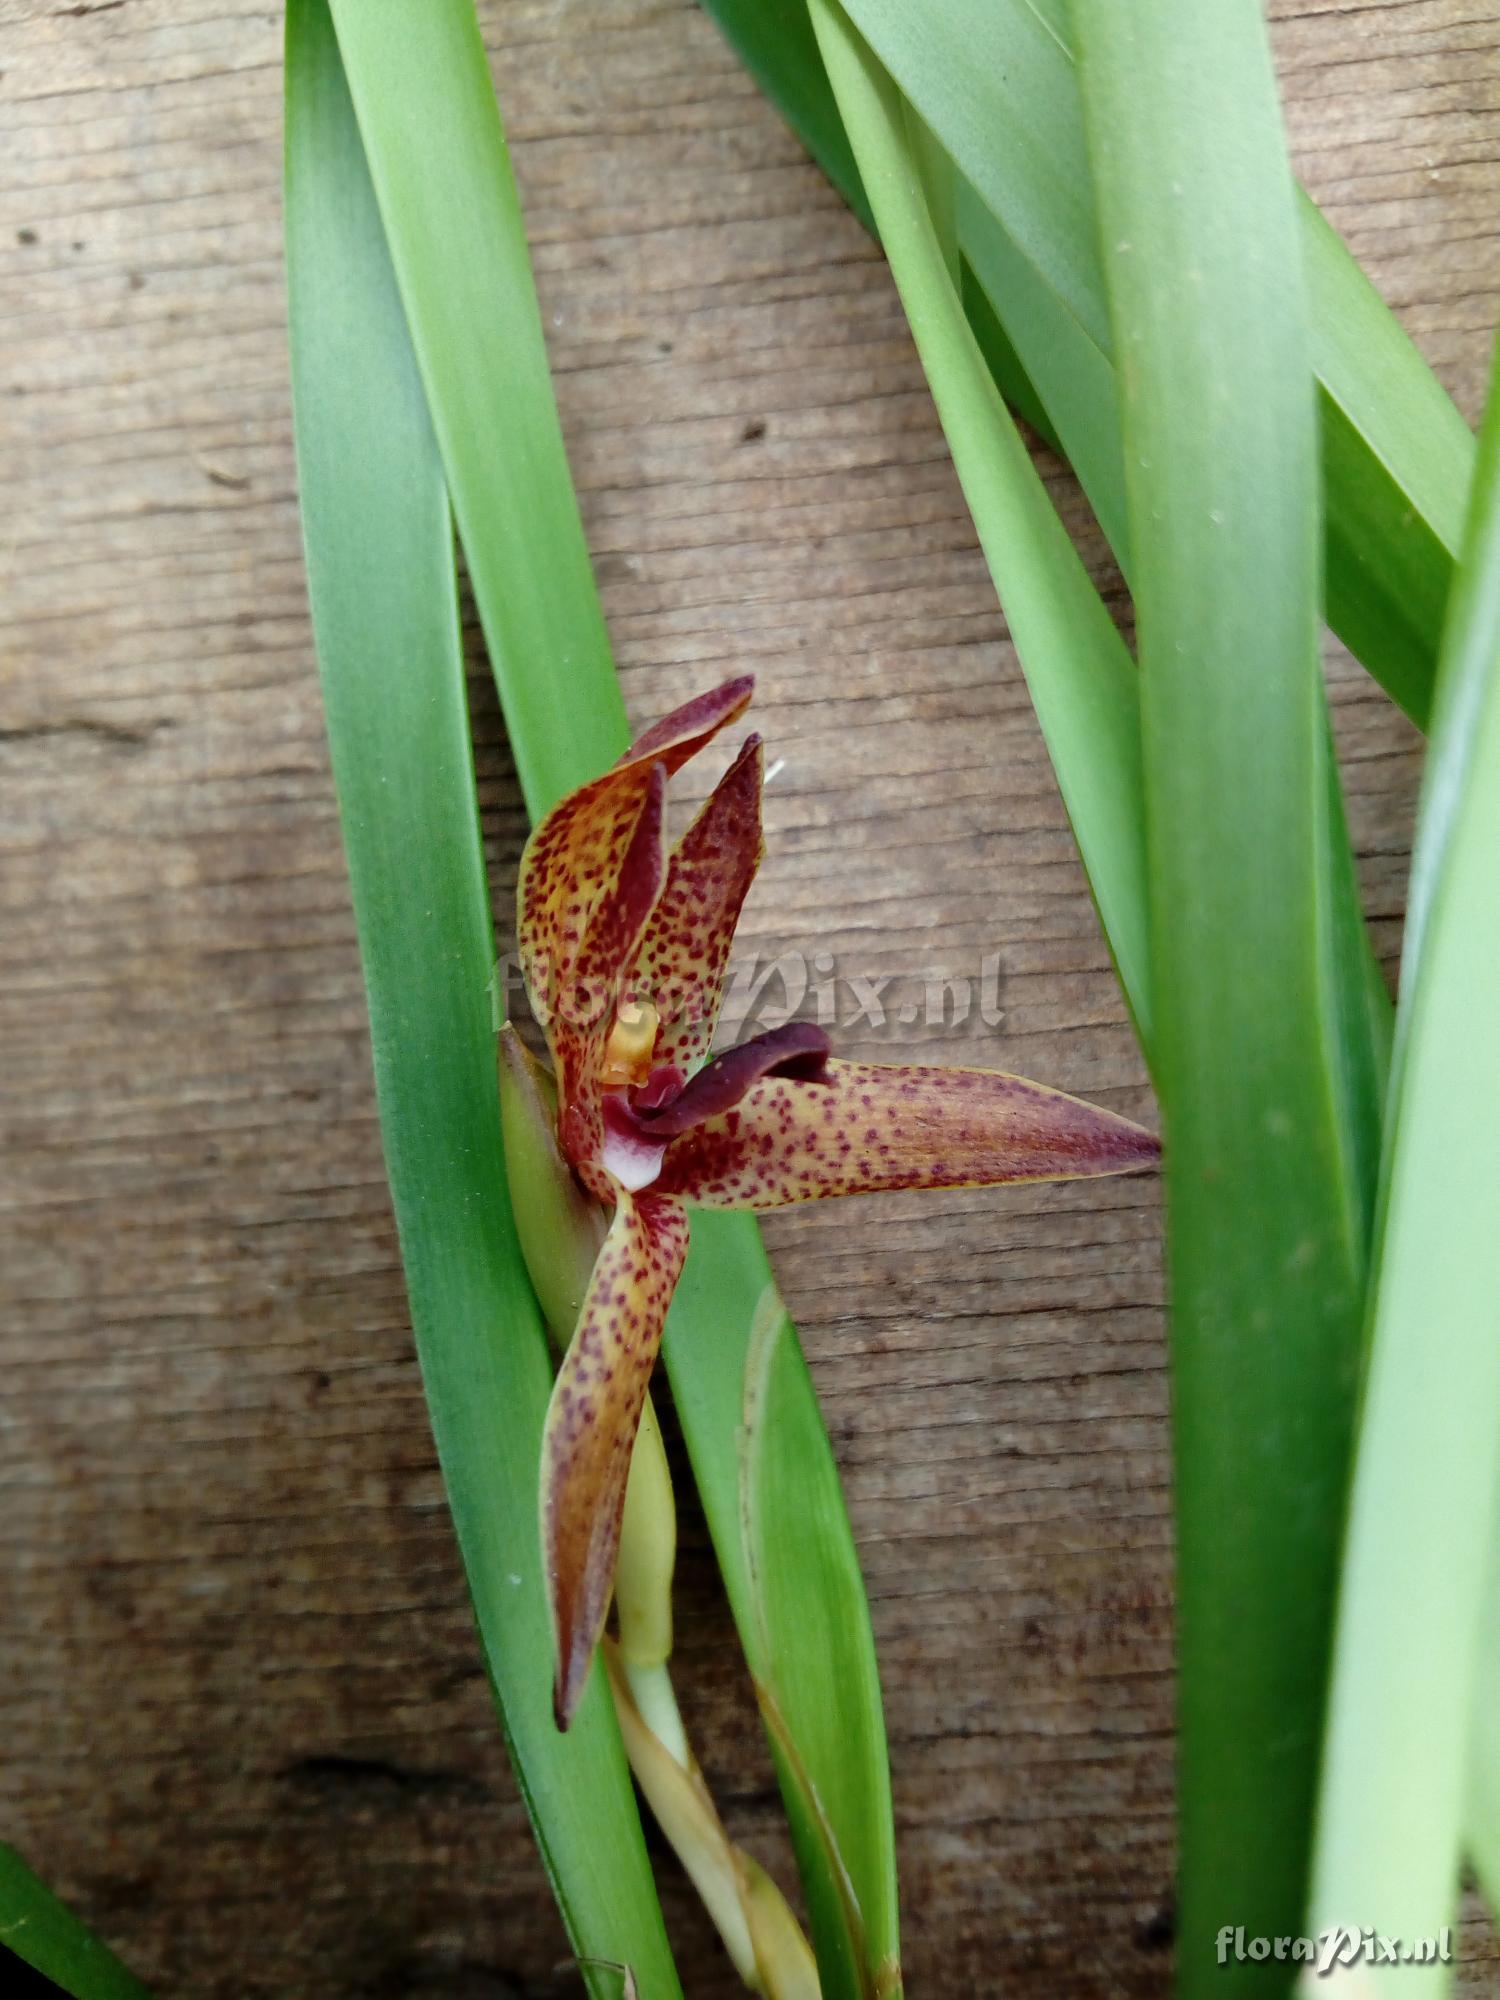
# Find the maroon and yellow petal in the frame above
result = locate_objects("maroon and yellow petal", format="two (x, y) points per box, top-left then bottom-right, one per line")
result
(517, 677), (754, 1183)
(541, 1189), (691, 1729)
(518, 762), (656, 1026)
(621, 674), (754, 772)
(652, 1057), (1159, 1209)
(519, 679), (752, 1007)
(520, 676), (752, 1024)
(628, 734), (765, 1073)
(546, 763), (668, 1194)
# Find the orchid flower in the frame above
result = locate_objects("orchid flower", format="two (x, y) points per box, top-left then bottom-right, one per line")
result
(510, 676), (1159, 1726)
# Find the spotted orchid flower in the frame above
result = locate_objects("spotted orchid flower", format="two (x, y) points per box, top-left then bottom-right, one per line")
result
(511, 676), (1158, 1726)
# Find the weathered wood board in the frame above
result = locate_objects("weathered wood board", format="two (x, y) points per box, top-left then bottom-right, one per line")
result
(2, 1), (1496, 1993)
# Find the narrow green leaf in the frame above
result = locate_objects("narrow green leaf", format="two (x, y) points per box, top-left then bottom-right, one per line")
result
(957, 187), (1127, 560)
(845, 0), (1110, 353)
(957, 264), (1062, 455)
(1305, 193), (1472, 728)
(715, 0), (1473, 728)
(807, 0), (1150, 1043)
(0, 1847), (151, 2000)
(1069, 2), (1368, 1987)
(322, 6), (901, 1990)
(964, 161), (1389, 1207)
(283, 8), (679, 1993)
(666, 1215), (903, 1999)
(1320, 735), (1393, 1244)
(1312, 333), (1500, 1991)
(901, 104), (958, 291)
(887, 0), (1471, 726)
(961, 153), (1388, 1225)
(702, 0), (1389, 1259)
(324, 0), (625, 814)
(739, 1286), (899, 2000)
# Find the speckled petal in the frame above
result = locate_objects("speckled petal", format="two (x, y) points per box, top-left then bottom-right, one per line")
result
(547, 763), (668, 1195)
(621, 674), (754, 766)
(629, 734), (765, 1072)
(518, 680), (753, 1012)
(542, 1189), (691, 1729)
(652, 1058), (1160, 1209)
(516, 678), (754, 1185)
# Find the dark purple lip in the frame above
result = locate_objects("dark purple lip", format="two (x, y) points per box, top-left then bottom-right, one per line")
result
(613, 1021), (831, 1139)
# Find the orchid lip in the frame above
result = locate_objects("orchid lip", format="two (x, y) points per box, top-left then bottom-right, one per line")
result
(632, 1062), (685, 1112)
(601, 1093), (668, 1192)
(615, 1022), (833, 1141)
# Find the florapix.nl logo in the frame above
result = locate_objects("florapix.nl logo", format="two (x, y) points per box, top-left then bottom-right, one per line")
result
(1216, 1925), (1454, 1978)
(494, 946), (1009, 1043)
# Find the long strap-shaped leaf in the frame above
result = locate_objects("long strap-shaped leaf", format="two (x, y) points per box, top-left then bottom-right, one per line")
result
(800, 5), (1388, 1195)
(319, 5), (900, 1993)
(702, 0), (1473, 730)
(1310, 335), (1500, 1993)
(0, 1847), (151, 2000)
(802, 2), (1149, 1046)
(326, 5), (625, 811)
(283, 8), (681, 1993)
(704, 0), (1389, 1263)
(1069, 3), (1371, 1989)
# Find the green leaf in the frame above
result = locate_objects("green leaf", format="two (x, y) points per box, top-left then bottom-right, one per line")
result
(320, 5), (902, 1991)
(324, 0), (625, 815)
(667, 1217), (903, 1999)
(711, 0), (1474, 728)
(956, 261), (1062, 454)
(806, 0), (1151, 1047)
(0, 1847), (151, 2000)
(1303, 192), (1471, 728)
(871, 0), (1472, 726)
(1469, 1506), (1500, 1917)
(700, 0), (1389, 1264)
(846, 0), (1110, 348)
(957, 187), (1128, 559)
(283, 7), (679, 1993)
(757, 0), (1386, 1192)
(1069, 1), (1371, 1987)
(738, 1283), (899, 2000)
(1311, 333), (1500, 1989)
(960, 137), (1388, 1216)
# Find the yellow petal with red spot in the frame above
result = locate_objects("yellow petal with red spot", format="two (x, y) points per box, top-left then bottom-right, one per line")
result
(631, 733), (765, 1075)
(541, 1189), (691, 1729)
(652, 1056), (1159, 1208)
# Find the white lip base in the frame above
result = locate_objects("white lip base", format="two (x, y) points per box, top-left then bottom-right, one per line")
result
(601, 1120), (666, 1193)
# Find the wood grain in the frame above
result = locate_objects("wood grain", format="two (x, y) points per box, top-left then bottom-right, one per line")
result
(1, 0), (1495, 1993)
